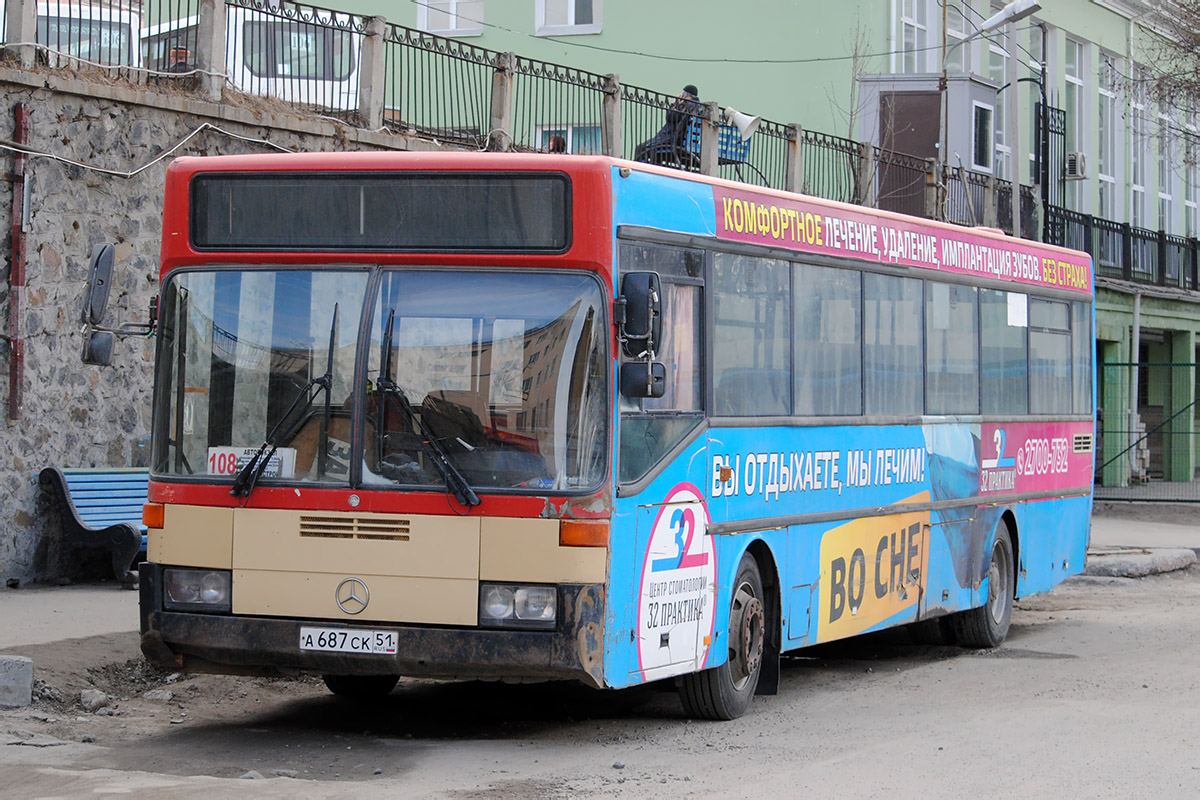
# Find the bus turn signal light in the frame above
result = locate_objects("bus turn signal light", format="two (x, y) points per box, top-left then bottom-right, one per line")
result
(143, 502), (165, 529)
(559, 520), (609, 547)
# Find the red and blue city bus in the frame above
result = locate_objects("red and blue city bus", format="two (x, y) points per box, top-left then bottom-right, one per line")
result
(139, 151), (1094, 719)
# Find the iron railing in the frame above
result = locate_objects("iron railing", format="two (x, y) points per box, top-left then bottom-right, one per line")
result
(802, 130), (860, 205)
(225, 0), (367, 116)
(874, 147), (926, 217)
(620, 84), (702, 170)
(510, 57), (607, 153)
(943, 166), (989, 227)
(379, 24), (493, 146)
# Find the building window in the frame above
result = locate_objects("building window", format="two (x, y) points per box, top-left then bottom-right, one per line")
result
(535, 123), (601, 154)
(973, 102), (994, 171)
(944, 0), (969, 73)
(1185, 108), (1198, 237)
(1131, 66), (1148, 229)
(1098, 53), (1118, 221)
(989, 29), (1010, 180)
(536, 0), (602, 36)
(899, 0), (928, 74)
(1063, 38), (1084, 210)
(418, 0), (483, 36)
(1158, 104), (1174, 232)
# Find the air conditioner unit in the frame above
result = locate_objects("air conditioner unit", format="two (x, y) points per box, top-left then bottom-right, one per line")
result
(1064, 151), (1088, 180)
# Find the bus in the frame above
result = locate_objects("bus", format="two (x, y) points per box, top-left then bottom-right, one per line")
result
(1, 2), (141, 67)
(138, 151), (1095, 720)
(141, 4), (360, 110)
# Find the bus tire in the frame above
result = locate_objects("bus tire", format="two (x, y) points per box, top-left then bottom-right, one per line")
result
(678, 553), (765, 720)
(322, 674), (400, 699)
(951, 525), (1014, 648)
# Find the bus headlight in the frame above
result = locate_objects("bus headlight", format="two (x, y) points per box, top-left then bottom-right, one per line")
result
(479, 583), (556, 629)
(164, 569), (232, 612)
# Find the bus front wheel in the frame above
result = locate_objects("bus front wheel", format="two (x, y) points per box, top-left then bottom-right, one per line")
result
(678, 553), (765, 720)
(951, 525), (1014, 648)
(322, 674), (400, 700)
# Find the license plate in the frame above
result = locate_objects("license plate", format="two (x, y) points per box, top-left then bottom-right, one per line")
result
(299, 627), (398, 655)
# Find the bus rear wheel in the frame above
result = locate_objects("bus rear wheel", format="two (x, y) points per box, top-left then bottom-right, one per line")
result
(322, 674), (400, 699)
(951, 525), (1014, 648)
(678, 553), (765, 720)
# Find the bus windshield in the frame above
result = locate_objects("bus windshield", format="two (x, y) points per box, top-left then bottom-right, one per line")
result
(152, 268), (608, 494)
(368, 271), (607, 493)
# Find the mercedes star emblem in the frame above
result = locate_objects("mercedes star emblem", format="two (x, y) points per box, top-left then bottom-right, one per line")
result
(335, 577), (370, 615)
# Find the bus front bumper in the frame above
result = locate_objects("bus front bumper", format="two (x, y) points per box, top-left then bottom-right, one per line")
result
(139, 564), (607, 689)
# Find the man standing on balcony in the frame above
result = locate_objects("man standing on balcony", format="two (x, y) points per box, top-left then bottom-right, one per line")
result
(634, 85), (700, 166)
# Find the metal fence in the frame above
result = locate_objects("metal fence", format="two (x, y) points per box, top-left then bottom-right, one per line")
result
(619, 84), (701, 169)
(380, 24), (493, 146)
(510, 57), (607, 153)
(1095, 362), (1200, 501)
(1046, 208), (1200, 291)
(224, 0), (366, 116)
(876, 147), (929, 217)
(801, 130), (859, 205)
(943, 166), (989, 227)
(718, 117), (788, 188)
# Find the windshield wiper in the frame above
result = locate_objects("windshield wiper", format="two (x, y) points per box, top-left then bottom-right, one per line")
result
(376, 309), (480, 508)
(231, 304), (339, 499)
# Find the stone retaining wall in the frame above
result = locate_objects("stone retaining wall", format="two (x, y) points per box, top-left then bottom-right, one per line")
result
(0, 66), (438, 583)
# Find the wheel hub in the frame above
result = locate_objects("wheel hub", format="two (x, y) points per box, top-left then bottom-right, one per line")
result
(731, 592), (765, 684)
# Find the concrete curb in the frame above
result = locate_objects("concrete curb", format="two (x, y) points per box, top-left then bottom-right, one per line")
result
(1084, 548), (1198, 578)
(0, 656), (33, 708)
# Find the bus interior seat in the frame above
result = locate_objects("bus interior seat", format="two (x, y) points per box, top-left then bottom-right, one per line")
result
(421, 393), (489, 449)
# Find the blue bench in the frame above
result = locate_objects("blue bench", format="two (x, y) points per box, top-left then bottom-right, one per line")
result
(39, 467), (148, 585)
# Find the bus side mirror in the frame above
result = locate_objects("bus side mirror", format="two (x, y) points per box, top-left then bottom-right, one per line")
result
(620, 361), (666, 398)
(82, 330), (115, 366)
(618, 271), (662, 358)
(81, 243), (115, 326)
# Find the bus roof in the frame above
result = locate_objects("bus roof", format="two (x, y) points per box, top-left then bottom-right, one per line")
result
(162, 151), (1092, 295)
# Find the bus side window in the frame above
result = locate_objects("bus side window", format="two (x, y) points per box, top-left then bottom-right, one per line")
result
(712, 252), (792, 416)
(864, 274), (923, 416)
(794, 262), (862, 416)
(1029, 298), (1072, 414)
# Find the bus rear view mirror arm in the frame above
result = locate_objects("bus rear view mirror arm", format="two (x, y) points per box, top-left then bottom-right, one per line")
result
(618, 271), (662, 359)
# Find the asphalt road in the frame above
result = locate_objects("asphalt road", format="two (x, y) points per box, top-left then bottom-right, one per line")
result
(3, 562), (1198, 797)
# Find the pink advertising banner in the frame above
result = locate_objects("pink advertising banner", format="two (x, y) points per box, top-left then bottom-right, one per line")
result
(979, 421), (1095, 496)
(712, 186), (1092, 295)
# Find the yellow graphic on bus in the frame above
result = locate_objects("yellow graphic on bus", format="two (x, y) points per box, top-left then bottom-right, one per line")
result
(817, 493), (931, 643)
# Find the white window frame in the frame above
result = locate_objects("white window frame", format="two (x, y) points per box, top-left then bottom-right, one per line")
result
(944, 0), (970, 74)
(535, 0), (602, 36)
(1063, 38), (1084, 210)
(897, 0), (930, 74)
(1158, 105), (1175, 232)
(533, 122), (602, 154)
(1097, 53), (1118, 220)
(418, 1), (484, 37)
(1131, 66), (1148, 229)
(1186, 110), (1198, 237)
(988, 28), (1010, 180)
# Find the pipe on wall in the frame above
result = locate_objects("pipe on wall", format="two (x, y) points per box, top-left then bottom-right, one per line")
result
(7, 102), (30, 421)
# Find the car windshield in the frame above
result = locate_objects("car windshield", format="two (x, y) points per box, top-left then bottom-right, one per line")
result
(152, 268), (608, 494)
